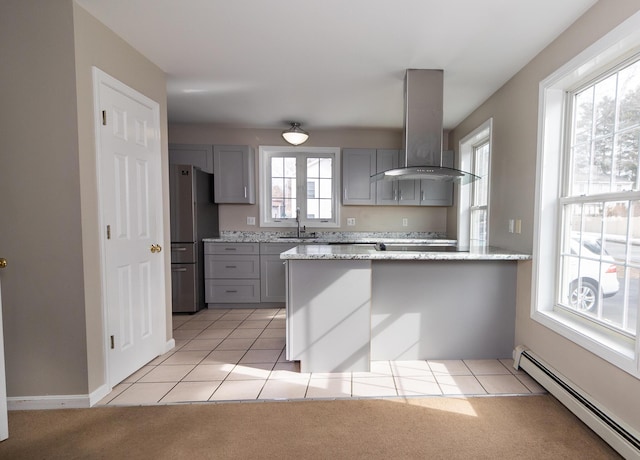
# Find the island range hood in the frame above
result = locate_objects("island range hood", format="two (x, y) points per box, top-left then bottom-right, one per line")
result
(371, 69), (479, 184)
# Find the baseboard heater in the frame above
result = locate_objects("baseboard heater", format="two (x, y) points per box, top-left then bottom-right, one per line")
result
(514, 346), (640, 460)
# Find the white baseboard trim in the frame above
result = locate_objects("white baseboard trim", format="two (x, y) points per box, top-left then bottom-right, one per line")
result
(514, 345), (640, 459)
(164, 337), (176, 354)
(8, 394), (91, 411)
(9, 340), (178, 411)
(89, 383), (111, 407)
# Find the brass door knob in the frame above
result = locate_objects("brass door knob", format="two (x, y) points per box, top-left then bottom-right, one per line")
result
(0, 258), (6, 269)
(150, 244), (162, 254)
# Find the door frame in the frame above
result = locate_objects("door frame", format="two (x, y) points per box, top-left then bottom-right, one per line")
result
(92, 67), (168, 392)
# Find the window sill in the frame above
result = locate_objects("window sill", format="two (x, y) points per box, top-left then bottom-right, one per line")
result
(532, 309), (637, 377)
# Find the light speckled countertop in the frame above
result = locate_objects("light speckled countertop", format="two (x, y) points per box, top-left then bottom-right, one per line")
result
(203, 231), (456, 245)
(279, 244), (531, 261)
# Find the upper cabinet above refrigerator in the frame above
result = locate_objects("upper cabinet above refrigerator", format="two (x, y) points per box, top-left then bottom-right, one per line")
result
(213, 145), (256, 204)
(168, 144), (256, 204)
(168, 144), (214, 174)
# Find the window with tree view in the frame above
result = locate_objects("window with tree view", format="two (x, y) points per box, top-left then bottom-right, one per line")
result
(559, 56), (640, 337)
(259, 146), (340, 227)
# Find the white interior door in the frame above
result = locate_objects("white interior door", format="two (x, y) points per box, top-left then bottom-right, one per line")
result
(93, 68), (166, 387)
(0, 258), (8, 441)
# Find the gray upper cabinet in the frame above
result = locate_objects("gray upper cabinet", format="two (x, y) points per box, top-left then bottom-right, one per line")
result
(343, 147), (433, 206)
(342, 148), (376, 205)
(375, 149), (398, 205)
(169, 144), (214, 173)
(376, 150), (420, 206)
(419, 151), (454, 206)
(213, 145), (256, 204)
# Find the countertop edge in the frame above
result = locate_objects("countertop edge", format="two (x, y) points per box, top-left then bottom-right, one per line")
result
(279, 244), (531, 261)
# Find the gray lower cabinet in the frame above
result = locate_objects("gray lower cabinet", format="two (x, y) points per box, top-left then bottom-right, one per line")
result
(204, 242), (260, 304)
(204, 241), (296, 305)
(213, 145), (255, 204)
(169, 144), (214, 174)
(259, 242), (297, 302)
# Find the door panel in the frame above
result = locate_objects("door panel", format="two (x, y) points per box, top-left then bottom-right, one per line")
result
(95, 68), (165, 387)
(0, 273), (8, 440)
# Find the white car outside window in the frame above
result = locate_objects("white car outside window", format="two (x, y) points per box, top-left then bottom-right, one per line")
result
(567, 239), (620, 311)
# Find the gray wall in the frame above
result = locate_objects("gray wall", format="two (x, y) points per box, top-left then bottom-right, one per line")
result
(0, 0), (88, 396)
(168, 124), (451, 234)
(73, 2), (170, 394)
(0, 0), (169, 398)
(450, 0), (640, 432)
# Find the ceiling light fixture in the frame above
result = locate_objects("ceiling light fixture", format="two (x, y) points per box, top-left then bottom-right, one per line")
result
(282, 122), (309, 145)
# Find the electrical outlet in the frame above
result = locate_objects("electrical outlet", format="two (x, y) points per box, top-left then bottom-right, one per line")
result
(508, 219), (514, 233)
(515, 219), (522, 234)
(346, 217), (356, 226)
(402, 218), (408, 227)
(247, 216), (256, 226)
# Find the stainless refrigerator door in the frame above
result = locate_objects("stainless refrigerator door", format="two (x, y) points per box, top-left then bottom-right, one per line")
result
(169, 164), (196, 243)
(171, 263), (197, 313)
(171, 243), (196, 264)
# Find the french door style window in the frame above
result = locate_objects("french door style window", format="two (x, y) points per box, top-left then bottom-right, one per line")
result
(558, 56), (640, 338)
(259, 146), (340, 227)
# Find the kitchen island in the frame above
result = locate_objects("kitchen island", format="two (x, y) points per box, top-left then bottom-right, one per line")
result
(281, 244), (530, 373)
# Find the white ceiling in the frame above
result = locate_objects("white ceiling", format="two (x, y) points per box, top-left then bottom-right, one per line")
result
(76, 0), (597, 130)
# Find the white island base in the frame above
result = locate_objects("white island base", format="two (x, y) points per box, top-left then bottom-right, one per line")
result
(286, 260), (372, 373)
(285, 254), (519, 373)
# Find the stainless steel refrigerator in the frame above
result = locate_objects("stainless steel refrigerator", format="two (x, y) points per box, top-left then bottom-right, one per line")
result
(169, 164), (219, 313)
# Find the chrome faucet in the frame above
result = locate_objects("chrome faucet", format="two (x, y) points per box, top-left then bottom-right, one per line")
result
(296, 208), (305, 237)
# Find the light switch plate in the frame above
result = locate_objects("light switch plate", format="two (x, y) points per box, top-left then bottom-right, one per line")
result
(402, 218), (408, 227)
(346, 217), (356, 226)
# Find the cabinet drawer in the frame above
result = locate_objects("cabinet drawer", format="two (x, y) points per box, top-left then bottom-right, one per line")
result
(205, 255), (260, 279)
(259, 242), (298, 255)
(206, 279), (260, 303)
(205, 242), (260, 255)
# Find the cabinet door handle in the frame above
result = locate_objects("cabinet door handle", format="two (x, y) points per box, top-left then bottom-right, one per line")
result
(172, 247), (187, 252)
(225, 290), (238, 293)
(225, 265), (237, 269)
(224, 248), (237, 251)
(244, 186), (247, 198)
(421, 190), (425, 201)
(171, 267), (187, 272)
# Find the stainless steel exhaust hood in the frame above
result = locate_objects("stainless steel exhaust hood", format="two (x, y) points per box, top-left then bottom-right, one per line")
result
(371, 69), (479, 184)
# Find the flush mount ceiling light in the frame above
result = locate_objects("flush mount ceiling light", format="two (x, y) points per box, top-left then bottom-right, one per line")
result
(282, 122), (309, 145)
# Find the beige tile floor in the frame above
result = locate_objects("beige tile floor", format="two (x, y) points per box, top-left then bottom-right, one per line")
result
(97, 308), (545, 406)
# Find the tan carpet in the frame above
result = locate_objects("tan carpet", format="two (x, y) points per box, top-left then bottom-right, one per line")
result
(0, 395), (621, 459)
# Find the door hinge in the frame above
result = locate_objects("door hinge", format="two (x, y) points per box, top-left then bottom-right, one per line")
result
(110, 335), (115, 349)
(106, 224), (111, 240)
(102, 110), (107, 126)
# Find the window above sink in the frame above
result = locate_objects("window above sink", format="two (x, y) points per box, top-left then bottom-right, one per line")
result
(258, 146), (341, 229)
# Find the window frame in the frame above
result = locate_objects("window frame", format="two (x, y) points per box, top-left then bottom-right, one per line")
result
(470, 140), (490, 245)
(458, 118), (492, 248)
(533, 10), (640, 378)
(258, 145), (341, 228)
